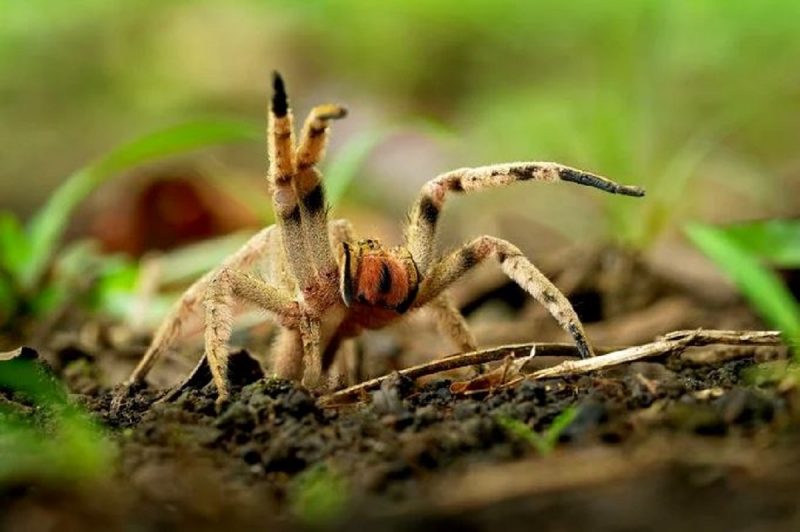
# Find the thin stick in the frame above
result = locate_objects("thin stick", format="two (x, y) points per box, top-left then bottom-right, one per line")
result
(320, 342), (600, 405)
(660, 329), (783, 346)
(527, 336), (695, 379)
(319, 329), (784, 405)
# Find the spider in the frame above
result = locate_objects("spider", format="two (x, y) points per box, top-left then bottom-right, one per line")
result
(122, 72), (645, 406)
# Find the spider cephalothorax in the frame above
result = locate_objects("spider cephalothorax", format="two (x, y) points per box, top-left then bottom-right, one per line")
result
(123, 72), (645, 406)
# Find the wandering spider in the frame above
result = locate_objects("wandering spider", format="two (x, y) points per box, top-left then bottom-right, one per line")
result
(123, 73), (645, 406)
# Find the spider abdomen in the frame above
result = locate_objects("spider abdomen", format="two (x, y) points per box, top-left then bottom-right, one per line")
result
(354, 255), (412, 309)
(340, 240), (420, 313)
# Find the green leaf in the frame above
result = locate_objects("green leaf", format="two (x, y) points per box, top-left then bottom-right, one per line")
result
(0, 211), (30, 277)
(685, 222), (800, 348)
(87, 258), (140, 317)
(22, 119), (262, 290)
(0, 356), (67, 406)
(719, 219), (800, 268)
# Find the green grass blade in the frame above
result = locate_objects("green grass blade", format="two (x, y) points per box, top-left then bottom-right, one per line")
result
(496, 415), (571, 456)
(720, 220), (800, 268)
(685, 222), (800, 347)
(22, 119), (262, 290)
(0, 211), (30, 277)
(543, 406), (578, 449)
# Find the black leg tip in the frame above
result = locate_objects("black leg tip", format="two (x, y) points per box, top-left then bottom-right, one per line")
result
(568, 323), (594, 359)
(271, 71), (288, 118)
(576, 341), (593, 359)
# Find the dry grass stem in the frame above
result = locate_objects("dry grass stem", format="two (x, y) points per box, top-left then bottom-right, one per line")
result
(321, 329), (785, 405)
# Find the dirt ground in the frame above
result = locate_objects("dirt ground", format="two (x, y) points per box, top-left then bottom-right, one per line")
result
(3, 248), (800, 531)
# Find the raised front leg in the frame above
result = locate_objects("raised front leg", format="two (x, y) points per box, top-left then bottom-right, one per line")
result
(405, 162), (644, 276)
(296, 104), (347, 171)
(268, 72), (316, 288)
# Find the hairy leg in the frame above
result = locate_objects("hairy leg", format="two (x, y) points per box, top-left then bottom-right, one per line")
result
(405, 162), (644, 275)
(125, 226), (278, 385)
(271, 76), (348, 293)
(297, 313), (322, 387)
(415, 235), (594, 359)
(269, 72), (316, 287)
(428, 292), (477, 352)
(294, 165), (335, 275)
(293, 104), (346, 279)
(268, 220), (355, 389)
(203, 267), (300, 403)
(271, 319), (327, 389)
(296, 104), (347, 171)
(272, 327), (304, 381)
(268, 75), (352, 388)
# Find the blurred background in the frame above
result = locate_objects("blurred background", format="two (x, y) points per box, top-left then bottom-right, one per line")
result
(4, 0), (799, 237)
(2, 0), (799, 359)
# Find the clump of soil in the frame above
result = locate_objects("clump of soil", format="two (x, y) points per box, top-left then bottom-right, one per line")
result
(4, 344), (800, 531)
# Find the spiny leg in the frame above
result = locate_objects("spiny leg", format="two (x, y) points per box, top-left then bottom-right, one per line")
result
(269, 72), (315, 287)
(297, 104), (347, 171)
(270, 319), (325, 390)
(272, 328), (304, 381)
(405, 162), (645, 276)
(415, 235), (594, 359)
(125, 226), (278, 386)
(298, 313), (323, 387)
(294, 165), (336, 276)
(293, 104), (347, 276)
(428, 292), (477, 353)
(204, 267), (300, 403)
(269, 221), (356, 390)
(428, 292), (484, 374)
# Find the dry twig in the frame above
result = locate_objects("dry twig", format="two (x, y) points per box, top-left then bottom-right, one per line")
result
(320, 329), (784, 405)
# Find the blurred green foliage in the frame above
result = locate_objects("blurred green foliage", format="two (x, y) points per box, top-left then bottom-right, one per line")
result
(3, 0), (798, 248)
(2, 0), (799, 332)
(0, 111), (374, 333)
(687, 220), (800, 354)
(0, 353), (115, 485)
(288, 463), (349, 524)
(712, 220), (800, 268)
(0, 120), (260, 332)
